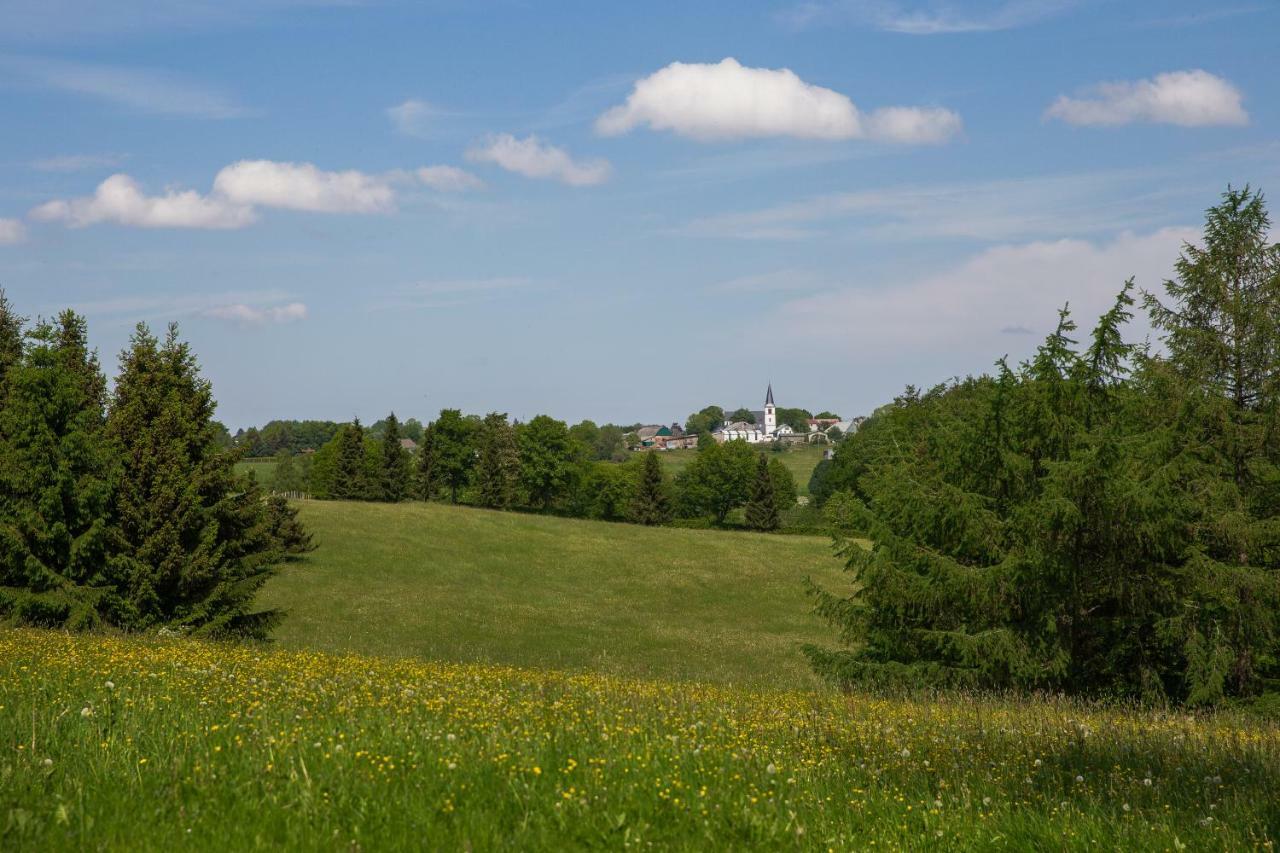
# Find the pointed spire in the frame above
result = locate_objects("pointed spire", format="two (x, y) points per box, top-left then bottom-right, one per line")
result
(765, 383), (774, 406)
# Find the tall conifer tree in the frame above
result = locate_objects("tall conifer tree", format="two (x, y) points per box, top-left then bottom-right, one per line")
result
(379, 412), (411, 502)
(105, 323), (283, 638)
(0, 312), (118, 628)
(744, 454), (780, 531)
(333, 418), (369, 500)
(630, 451), (672, 525)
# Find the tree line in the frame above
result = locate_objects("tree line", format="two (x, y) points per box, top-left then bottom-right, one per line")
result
(276, 409), (799, 531)
(806, 186), (1280, 708)
(0, 306), (312, 638)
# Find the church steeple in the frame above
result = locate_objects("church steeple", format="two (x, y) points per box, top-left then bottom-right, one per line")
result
(763, 383), (777, 435)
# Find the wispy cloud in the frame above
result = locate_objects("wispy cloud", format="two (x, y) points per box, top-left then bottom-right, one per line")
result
(30, 153), (128, 172)
(3, 56), (250, 119)
(370, 277), (533, 310)
(0, 218), (28, 245)
(775, 227), (1196, 357)
(684, 170), (1186, 242)
(414, 165), (485, 192)
(780, 0), (1080, 33)
(205, 302), (308, 326)
(1, 0), (358, 43)
(709, 269), (830, 293)
(67, 289), (297, 324)
(467, 134), (611, 186)
(386, 98), (439, 138)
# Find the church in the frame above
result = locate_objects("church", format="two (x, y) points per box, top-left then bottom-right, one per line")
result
(712, 384), (796, 444)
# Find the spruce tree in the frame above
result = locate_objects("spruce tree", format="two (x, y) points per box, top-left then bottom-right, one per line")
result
(630, 450), (672, 525)
(379, 412), (411, 502)
(805, 275), (1280, 705)
(105, 323), (284, 638)
(0, 312), (118, 629)
(744, 454), (780, 531)
(414, 424), (439, 500)
(332, 418), (369, 500)
(474, 412), (520, 509)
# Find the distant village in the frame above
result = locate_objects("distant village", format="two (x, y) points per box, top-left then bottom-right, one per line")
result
(633, 385), (862, 451)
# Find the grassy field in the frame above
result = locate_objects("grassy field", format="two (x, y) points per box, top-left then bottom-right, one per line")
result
(257, 500), (845, 688)
(234, 457), (278, 484)
(4, 628), (1277, 850)
(658, 444), (828, 494)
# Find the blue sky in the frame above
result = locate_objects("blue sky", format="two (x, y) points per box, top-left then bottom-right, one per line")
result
(1, 0), (1277, 429)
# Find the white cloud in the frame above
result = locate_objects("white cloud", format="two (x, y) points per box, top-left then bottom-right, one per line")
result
(213, 160), (396, 213)
(466, 134), (611, 186)
(0, 218), (27, 245)
(32, 160), (397, 230)
(1045, 70), (1249, 128)
(595, 58), (960, 144)
(865, 106), (964, 144)
(387, 98), (436, 137)
(782, 0), (1078, 34)
(415, 165), (484, 192)
(30, 153), (128, 172)
(29, 174), (256, 229)
(777, 227), (1196, 357)
(205, 302), (308, 325)
(6, 56), (249, 119)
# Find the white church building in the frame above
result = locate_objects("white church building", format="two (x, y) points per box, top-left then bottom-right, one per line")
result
(713, 384), (796, 444)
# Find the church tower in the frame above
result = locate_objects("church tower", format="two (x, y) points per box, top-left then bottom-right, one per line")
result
(764, 383), (777, 435)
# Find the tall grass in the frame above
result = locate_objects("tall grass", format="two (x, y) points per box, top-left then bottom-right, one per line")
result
(3, 629), (1276, 850)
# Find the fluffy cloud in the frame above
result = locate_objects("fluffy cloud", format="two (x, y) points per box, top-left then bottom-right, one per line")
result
(466, 134), (611, 186)
(778, 227), (1196, 357)
(29, 174), (255, 229)
(0, 218), (27, 244)
(204, 302), (308, 325)
(415, 165), (484, 192)
(31, 160), (400, 230)
(1045, 70), (1248, 127)
(212, 160), (395, 213)
(595, 58), (961, 144)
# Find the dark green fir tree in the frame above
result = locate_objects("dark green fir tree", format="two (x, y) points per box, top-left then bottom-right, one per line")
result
(378, 412), (412, 502)
(0, 311), (118, 629)
(105, 322), (286, 638)
(630, 450), (672, 525)
(333, 418), (370, 500)
(744, 454), (780, 531)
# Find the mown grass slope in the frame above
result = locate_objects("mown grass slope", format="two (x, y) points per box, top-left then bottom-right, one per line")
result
(4, 629), (1276, 851)
(257, 500), (844, 688)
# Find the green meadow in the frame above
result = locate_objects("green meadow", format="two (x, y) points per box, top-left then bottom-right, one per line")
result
(257, 499), (845, 687)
